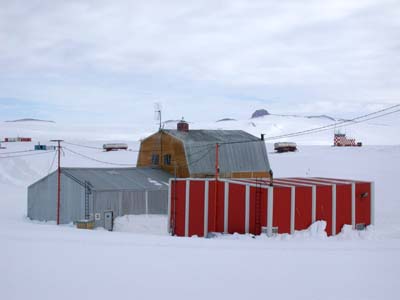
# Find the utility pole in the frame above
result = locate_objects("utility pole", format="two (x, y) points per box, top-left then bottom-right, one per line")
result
(214, 143), (219, 231)
(50, 139), (64, 225)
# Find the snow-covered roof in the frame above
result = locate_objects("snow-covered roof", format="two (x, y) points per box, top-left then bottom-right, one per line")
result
(61, 167), (171, 191)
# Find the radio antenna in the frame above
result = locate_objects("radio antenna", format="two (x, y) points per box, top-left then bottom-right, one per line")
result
(154, 102), (162, 130)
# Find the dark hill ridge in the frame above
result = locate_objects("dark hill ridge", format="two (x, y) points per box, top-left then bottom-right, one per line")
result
(5, 118), (55, 123)
(251, 109), (270, 118)
(251, 109), (337, 121)
(216, 118), (237, 122)
(305, 115), (336, 121)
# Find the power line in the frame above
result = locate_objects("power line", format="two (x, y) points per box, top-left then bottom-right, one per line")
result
(0, 150), (55, 159)
(47, 150), (58, 174)
(184, 146), (215, 168)
(63, 147), (136, 166)
(264, 104), (400, 141)
(0, 149), (36, 155)
(169, 144), (215, 168)
(63, 141), (150, 153)
(272, 108), (400, 140)
(62, 141), (103, 150)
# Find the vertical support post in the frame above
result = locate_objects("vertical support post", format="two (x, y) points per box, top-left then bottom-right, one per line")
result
(224, 181), (229, 233)
(204, 181), (209, 237)
(245, 185), (250, 234)
(172, 163), (177, 234)
(267, 187), (274, 237)
(57, 141), (61, 225)
(351, 183), (356, 229)
(145, 190), (149, 215)
(370, 182), (375, 226)
(332, 184), (337, 235)
(311, 185), (316, 223)
(51, 139), (63, 225)
(167, 179), (172, 234)
(290, 186), (295, 234)
(118, 191), (122, 218)
(214, 143), (219, 231)
(184, 179), (190, 237)
(269, 170), (274, 186)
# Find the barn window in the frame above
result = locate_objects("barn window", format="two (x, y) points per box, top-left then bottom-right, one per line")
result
(151, 154), (159, 165)
(164, 154), (172, 165)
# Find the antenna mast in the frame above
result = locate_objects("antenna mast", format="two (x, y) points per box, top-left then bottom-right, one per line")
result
(154, 102), (162, 130)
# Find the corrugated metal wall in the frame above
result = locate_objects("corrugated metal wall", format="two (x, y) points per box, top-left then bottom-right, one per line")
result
(27, 172), (58, 222)
(93, 189), (168, 227)
(28, 172), (169, 228)
(60, 173), (86, 223)
(27, 172), (86, 224)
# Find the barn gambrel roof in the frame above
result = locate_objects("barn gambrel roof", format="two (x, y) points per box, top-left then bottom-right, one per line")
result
(163, 129), (271, 175)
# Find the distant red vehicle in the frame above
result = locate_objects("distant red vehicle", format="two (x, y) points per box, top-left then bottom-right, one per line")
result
(334, 133), (362, 147)
(103, 143), (128, 151)
(19, 137), (32, 142)
(4, 137), (32, 142)
(274, 142), (297, 153)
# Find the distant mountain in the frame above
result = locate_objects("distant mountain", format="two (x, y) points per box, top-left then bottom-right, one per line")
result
(269, 113), (337, 122)
(251, 109), (270, 118)
(163, 119), (181, 124)
(305, 115), (337, 121)
(216, 118), (237, 122)
(5, 118), (55, 123)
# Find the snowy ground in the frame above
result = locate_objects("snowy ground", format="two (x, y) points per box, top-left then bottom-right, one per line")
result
(1, 132), (400, 299)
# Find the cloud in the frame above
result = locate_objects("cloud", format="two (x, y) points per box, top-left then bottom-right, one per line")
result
(0, 0), (399, 122)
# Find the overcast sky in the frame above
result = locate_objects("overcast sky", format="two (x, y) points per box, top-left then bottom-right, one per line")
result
(0, 0), (399, 124)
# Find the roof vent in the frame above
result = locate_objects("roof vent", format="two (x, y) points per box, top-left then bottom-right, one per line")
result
(177, 118), (189, 132)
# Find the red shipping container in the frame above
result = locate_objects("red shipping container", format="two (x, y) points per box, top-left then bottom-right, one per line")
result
(168, 177), (374, 238)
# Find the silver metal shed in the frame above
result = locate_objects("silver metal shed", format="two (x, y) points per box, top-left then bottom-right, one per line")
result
(27, 167), (171, 229)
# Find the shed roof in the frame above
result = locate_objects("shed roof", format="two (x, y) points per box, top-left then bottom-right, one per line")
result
(163, 129), (271, 175)
(61, 167), (171, 191)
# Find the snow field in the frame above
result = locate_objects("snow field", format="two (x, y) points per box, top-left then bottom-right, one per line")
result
(1, 132), (400, 299)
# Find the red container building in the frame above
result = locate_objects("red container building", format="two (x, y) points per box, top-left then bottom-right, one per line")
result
(168, 177), (374, 237)
(4, 137), (32, 142)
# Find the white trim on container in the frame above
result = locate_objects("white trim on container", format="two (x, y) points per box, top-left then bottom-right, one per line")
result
(267, 187), (274, 237)
(224, 181), (229, 233)
(167, 182), (171, 233)
(332, 184), (337, 235)
(222, 179), (268, 189)
(273, 178), (314, 185)
(286, 178), (334, 186)
(351, 183), (356, 229)
(290, 186), (295, 234)
(304, 178), (355, 185)
(204, 181), (209, 237)
(312, 185), (316, 223)
(245, 185), (250, 234)
(172, 178), (215, 182)
(371, 182), (375, 226)
(274, 178), (317, 225)
(236, 178), (292, 188)
(314, 177), (370, 184)
(184, 179), (190, 237)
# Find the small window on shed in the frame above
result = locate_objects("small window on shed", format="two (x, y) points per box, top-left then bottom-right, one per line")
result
(164, 154), (172, 165)
(151, 154), (159, 165)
